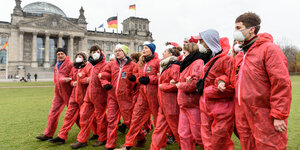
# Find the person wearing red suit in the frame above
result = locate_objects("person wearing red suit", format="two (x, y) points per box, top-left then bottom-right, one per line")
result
(234, 12), (291, 150)
(150, 44), (182, 150)
(70, 45), (108, 149)
(36, 48), (73, 141)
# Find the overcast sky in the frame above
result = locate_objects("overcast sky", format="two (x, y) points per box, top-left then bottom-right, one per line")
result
(1, 0), (299, 55)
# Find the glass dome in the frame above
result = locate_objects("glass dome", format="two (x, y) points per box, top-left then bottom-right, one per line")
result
(23, 2), (67, 17)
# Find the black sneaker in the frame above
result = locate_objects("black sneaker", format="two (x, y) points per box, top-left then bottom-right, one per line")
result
(48, 137), (65, 145)
(167, 135), (176, 145)
(70, 141), (88, 149)
(88, 134), (99, 141)
(36, 134), (52, 141)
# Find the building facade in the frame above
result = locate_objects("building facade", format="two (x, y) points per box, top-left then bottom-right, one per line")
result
(0, 0), (153, 79)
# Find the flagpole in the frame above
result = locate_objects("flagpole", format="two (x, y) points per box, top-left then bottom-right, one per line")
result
(117, 13), (119, 44)
(135, 6), (136, 17)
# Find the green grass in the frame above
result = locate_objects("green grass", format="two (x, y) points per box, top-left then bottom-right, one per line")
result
(0, 76), (299, 150)
(0, 81), (54, 87)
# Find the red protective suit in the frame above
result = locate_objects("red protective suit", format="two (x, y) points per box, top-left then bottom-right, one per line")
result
(150, 57), (181, 150)
(124, 53), (160, 147)
(57, 63), (93, 140)
(177, 59), (204, 150)
(132, 63), (152, 132)
(76, 53), (108, 143)
(235, 33), (291, 150)
(100, 58), (136, 148)
(43, 56), (73, 137)
(200, 37), (235, 150)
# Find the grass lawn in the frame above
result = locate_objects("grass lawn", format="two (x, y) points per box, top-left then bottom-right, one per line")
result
(0, 76), (299, 150)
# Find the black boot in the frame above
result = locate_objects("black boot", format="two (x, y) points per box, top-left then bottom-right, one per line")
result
(70, 141), (88, 149)
(48, 137), (65, 144)
(135, 138), (146, 148)
(92, 140), (106, 147)
(88, 134), (99, 141)
(36, 134), (52, 141)
(118, 124), (127, 134)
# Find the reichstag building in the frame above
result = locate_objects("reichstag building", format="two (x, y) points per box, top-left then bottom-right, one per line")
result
(0, 0), (153, 79)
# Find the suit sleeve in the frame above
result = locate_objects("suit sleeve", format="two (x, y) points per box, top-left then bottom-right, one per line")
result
(178, 60), (203, 93)
(79, 64), (92, 84)
(100, 63), (112, 87)
(205, 56), (235, 99)
(160, 65), (180, 92)
(265, 44), (292, 120)
(149, 59), (160, 85)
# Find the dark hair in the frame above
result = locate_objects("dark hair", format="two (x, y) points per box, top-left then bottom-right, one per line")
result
(90, 45), (102, 53)
(56, 47), (67, 55)
(130, 52), (142, 62)
(168, 47), (182, 57)
(235, 12), (261, 34)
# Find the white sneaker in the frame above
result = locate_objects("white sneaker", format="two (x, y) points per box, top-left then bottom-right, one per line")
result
(114, 145), (127, 150)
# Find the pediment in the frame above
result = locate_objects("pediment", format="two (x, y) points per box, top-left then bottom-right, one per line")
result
(20, 15), (85, 32)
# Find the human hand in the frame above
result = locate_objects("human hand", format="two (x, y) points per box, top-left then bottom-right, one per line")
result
(217, 80), (226, 92)
(274, 119), (287, 132)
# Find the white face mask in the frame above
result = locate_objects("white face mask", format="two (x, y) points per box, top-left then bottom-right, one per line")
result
(199, 44), (208, 53)
(75, 57), (83, 63)
(233, 44), (242, 52)
(233, 27), (252, 42)
(93, 52), (100, 60)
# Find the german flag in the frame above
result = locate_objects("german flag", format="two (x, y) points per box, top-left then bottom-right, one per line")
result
(129, 4), (136, 10)
(2, 40), (8, 51)
(107, 16), (118, 29)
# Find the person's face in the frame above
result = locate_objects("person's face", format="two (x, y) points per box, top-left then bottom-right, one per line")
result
(57, 52), (66, 61)
(90, 49), (100, 55)
(77, 55), (83, 60)
(199, 39), (209, 49)
(115, 48), (125, 59)
(162, 49), (172, 59)
(142, 46), (152, 56)
(235, 22), (256, 41)
(183, 50), (190, 57)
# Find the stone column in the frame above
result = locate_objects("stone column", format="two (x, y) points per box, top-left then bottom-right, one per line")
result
(58, 33), (63, 48)
(101, 41), (104, 50)
(18, 31), (24, 62)
(68, 35), (74, 60)
(78, 37), (83, 53)
(81, 36), (88, 52)
(103, 42), (106, 52)
(31, 32), (38, 68)
(136, 43), (141, 52)
(112, 43), (116, 52)
(130, 40), (134, 54)
(43, 32), (50, 68)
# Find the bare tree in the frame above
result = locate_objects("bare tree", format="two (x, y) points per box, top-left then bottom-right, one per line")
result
(276, 37), (299, 72)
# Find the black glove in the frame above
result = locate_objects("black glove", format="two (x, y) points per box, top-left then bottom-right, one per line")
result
(104, 84), (113, 90)
(129, 75), (136, 82)
(139, 76), (150, 85)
